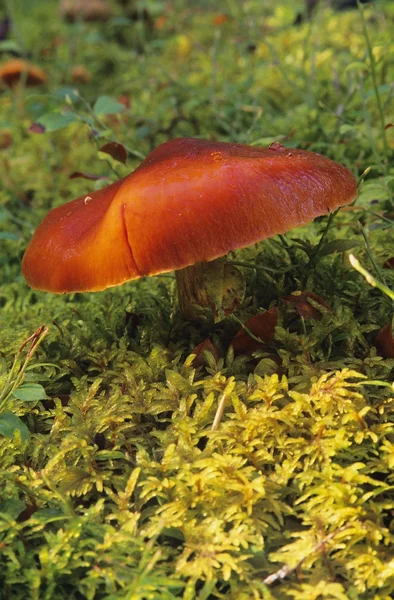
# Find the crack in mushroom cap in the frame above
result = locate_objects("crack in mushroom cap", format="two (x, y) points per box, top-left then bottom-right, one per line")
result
(22, 137), (358, 293)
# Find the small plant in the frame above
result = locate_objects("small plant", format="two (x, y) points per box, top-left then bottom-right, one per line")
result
(0, 325), (49, 440)
(349, 253), (394, 302)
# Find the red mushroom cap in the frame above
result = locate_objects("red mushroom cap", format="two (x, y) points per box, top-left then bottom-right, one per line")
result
(0, 59), (47, 87)
(22, 137), (358, 293)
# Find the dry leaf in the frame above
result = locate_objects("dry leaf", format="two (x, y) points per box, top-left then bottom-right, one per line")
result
(0, 130), (12, 149)
(375, 323), (394, 358)
(231, 307), (278, 354)
(213, 14), (230, 25)
(69, 172), (109, 180)
(383, 258), (394, 270)
(284, 291), (332, 320)
(191, 337), (220, 367)
(99, 141), (127, 165)
(28, 123), (45, 134)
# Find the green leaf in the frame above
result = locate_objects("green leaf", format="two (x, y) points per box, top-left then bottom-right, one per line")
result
(0, 498), (26, 519)
(357, 181), (389, 204)
(318, 239), (363, 257)
(339, 124), (358, 136)
(53, 87), (80, 102)
(32, 508), (68, 524)
(109, 16), (132, 26)
(369, 222), (392, 232)
(37, 112), (79, 132)
(12, 383), (48, 401)
(135, 125), (152, 139)
(365, 83), (394, 99)
(0, 411), (29, 441)
(93, 95), (126, 116)
(344, 61), (369, 73)
(0, 40), (22, 54)
(204, 260), (246, 322)
(95, 451), (126, 460)
(0, 232), (19, 240)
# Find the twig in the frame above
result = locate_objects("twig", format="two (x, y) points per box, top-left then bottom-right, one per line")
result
(211, 392), (229, 431)
(263, 525), (349, 585)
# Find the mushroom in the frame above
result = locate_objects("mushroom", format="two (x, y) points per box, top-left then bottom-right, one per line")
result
(60, 0), (112, 22)
(22, 137), (357, 320)
(0, 59), (47, 116)
(70, 65), (92, 84)
(0, 59), (47, 88)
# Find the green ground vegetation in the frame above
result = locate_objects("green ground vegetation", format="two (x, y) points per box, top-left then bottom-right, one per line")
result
(1, 0), (394, 598)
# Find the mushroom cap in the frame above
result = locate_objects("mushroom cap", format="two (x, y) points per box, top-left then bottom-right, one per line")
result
(60, 0), (112, 22)
(22, 137), (358, 293)
(0, 59), (47, 87)
(70, 65), (92, 84)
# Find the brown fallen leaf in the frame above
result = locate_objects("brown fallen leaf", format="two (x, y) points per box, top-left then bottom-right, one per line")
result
(213, 14), (230, 25)
(0, 130), (12, 149)
(117, 95), (131, 110)
(375, 323), (394, 358)
(383, 258), (394, 270)
(154, 15), (167, 30)
(69, 172), (109, 181)
(231, 307), (278, 354)
(191, 337), (220, 367)
(28, 122), (45, 134)
(99, 141), (127, 165)
(284, 291), (332, 321)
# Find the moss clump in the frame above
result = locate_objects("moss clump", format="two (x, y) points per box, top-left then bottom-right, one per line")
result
(1, 365), (394, 599)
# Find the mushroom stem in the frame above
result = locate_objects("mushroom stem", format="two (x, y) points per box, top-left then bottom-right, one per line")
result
(175, 260), (218, 321)
(14, 81), (25, 117)
(175, 256), (245, 322)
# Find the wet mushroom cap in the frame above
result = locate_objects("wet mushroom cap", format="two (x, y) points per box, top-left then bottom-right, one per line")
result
(0, 59), (47, 87)
(22, 137), (358, 293)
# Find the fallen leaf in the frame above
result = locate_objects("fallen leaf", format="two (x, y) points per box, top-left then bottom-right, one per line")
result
(375, 323), (394, 358)
(231, 307), (278, 354)
(117, 95), (131, 110)
(191, 337), (220, 367)
(213, 14), (230, 25)
(99, 141), (127, 164)
(154, 15), (167, 30)
(383, 258), (394, 270)
(284, 291), (332, 320)
(28, 122), (45, 134)
(69, 172), (109, 180)
(0, 130), (12, 149)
